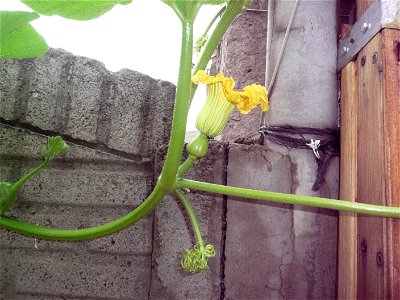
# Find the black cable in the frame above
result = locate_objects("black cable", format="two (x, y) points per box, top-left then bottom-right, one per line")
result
(259, 125), (339, 191)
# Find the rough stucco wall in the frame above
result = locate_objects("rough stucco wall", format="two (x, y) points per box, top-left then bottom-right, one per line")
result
(215, 0), (339, 298)
(0, 49), (176, 299)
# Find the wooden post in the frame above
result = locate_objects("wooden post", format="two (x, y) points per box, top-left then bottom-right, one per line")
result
(339, 16), (400, 300)
(338, 24), (358, 300)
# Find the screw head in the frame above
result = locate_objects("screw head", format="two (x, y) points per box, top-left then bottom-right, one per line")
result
(361, 22), (370, 33)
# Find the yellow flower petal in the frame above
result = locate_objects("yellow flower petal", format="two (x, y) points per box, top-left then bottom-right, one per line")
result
(192, 70), (269, 134)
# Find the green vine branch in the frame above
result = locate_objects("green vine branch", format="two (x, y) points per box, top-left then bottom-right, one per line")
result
(176, 179), (400, 218)
(176, 189), (215, 273)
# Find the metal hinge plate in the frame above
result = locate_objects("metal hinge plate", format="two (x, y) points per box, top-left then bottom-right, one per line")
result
(337, 0), (400, 70)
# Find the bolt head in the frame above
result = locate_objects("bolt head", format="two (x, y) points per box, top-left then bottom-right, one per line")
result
(361, 22), (370, 33)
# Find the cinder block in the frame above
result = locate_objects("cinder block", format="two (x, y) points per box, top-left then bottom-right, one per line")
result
(1, 248), (151, 299)
(17, 163), (153, 207)
(266, 0), (338, 129)
(63, 56), (107, 142)
(225, 144), (295, 299)
(0, 48), (175, 157)
(150, 142), (226, 300)
(224, 144), (338, 299)
(0, 59), (20, 120)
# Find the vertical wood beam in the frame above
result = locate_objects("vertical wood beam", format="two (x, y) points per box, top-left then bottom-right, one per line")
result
(382, 29), (400, 299)
(340, 26), (400, 299)
(356, 32), (386, 300)
(338, 58), (358, 299)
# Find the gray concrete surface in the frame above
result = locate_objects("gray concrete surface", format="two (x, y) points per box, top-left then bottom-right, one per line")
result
(215, 0), (339, 298)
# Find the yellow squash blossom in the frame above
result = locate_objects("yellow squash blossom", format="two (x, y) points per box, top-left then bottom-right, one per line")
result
(192, 70), (268, 137)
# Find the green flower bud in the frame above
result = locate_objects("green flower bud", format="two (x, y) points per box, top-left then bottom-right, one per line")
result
(186, 133), (209, 158)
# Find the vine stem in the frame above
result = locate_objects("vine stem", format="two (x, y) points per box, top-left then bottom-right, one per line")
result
(175, 189), (204, 245)
(11, 159), (50, 191)
(176, 179), (400, 218)
(0, 186), (166, 240)
(177, 155), (197, 178)
(157, 19), (194, 191)
(199, 5), (226, 42)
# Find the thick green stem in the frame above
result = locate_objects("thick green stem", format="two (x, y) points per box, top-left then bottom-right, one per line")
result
(11, 159), (50, 191)
(177, 155), (197, 178)
(175, 189), (204, 245)
(190, 0), (249, 103)
(200, 5), (226, 40)
(158, 20), (194, 191)
(0, 185), (166, 240)
(176, 179), (400, 218)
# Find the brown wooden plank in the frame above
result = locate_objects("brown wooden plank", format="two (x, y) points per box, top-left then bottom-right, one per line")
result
(356, 32), (386, 299)
(382, 29), (400, 299)
(338, 59), (358, 300)
(356, 0), (375, 18)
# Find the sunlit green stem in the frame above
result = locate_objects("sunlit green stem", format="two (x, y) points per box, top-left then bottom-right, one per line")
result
(158, 20), (194, 191)
(200, 5), (226, 40)
(176, 189), (204, 245)
(11, 159), (50, 191)
(0, 186), (166, 240)
(176, 179), (400, 218)
(190, 0), (250, 103)
(177, 155), (197, 178)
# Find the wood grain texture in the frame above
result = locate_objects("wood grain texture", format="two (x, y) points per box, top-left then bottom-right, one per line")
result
(356, 32), (386, 300)
(382, 29), (400, 300)
(339, 2), (399, 299)
(338, 59), (358, 300)
(356, 0), (375, 18)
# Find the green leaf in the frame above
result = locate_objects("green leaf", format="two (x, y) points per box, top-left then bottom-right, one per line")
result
(42, 136), (69, 161)
(196, 0), (228, 4)
(0, 182), (17, 215)
(0, 11), (48, 58)
(21, 0), (133, 21)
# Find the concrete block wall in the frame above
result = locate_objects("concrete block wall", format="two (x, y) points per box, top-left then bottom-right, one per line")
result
(0, 49), (176, 299)
(214, 0), (340, 298)
(0, 48), (174, 158)
(225, 144), (338, 299)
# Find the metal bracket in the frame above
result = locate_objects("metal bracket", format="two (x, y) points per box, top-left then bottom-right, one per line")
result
(337, 0), (400, 70)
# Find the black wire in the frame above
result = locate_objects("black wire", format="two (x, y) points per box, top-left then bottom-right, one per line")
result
(259, 125), (339, 191)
